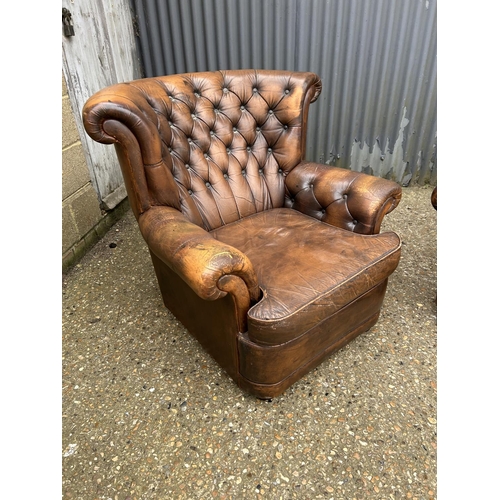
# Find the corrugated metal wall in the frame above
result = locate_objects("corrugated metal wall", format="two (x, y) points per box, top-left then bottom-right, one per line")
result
(132, 0), (436, 185)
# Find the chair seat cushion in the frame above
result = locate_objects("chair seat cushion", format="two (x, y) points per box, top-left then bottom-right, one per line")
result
(211, 208), (401, 345)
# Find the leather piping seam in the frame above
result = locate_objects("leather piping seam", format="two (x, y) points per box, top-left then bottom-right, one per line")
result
(242, 282), (385, 347)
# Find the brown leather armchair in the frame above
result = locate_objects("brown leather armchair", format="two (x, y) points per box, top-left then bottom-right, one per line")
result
(431, 187), (437, 209)
(83, 70), (402, 399)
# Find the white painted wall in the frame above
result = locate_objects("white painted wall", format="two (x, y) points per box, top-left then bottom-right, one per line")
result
(62, 0), (142, 209)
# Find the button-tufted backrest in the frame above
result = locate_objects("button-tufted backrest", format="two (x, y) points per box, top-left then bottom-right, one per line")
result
(83, 70), (322, 230)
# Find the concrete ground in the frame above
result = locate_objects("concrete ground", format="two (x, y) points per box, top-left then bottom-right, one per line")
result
(62, 185), (437, 500)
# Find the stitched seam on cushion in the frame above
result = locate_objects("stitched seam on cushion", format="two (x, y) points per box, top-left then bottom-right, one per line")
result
(247, 281), (386, 347)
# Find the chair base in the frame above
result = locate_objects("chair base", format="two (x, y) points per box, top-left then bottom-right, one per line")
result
(236, 280), (387, 399)
(150, 250), (390, 399)
(238, 312), (380, 399)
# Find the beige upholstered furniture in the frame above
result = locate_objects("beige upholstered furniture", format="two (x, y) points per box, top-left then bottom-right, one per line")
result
(83, 70), (402, 398)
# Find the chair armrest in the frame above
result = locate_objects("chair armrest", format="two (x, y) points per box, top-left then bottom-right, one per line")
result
(285, 161), (402, 234)
(138, 206), (260, 303)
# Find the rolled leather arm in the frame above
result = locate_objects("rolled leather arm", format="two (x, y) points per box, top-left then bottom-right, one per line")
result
(285, 161), (402, 234)
(138, 206), (260, 303)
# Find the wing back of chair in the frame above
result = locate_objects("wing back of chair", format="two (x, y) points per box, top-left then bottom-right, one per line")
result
(83, 70), (322, 230)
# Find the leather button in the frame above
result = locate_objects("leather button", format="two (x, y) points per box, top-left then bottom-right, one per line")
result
(240, 105), (245, 111)
(187, 138), (193, 144)
(194, 92), (200, 97)
(268, 148), (272, 153)
(268, 110), (274, 115)
(210, 130), (215, 136)
(256, 127), (261, 132)
(223, 173), (229, 179)
(278, 168), (283, 173)
(353, 219), (358, 224)
(242, 170), (246, 176)
(188, 189), (193, 195)
(226, 148), (231, 154)
(233, 126), (237, 132)
(191, 113), (197, 119)
(258, 168), (263, 174)
(343, 194), (348, 199)
(205, 182), (211, 187)
(285, 89), (290, 94)
(321, 209), (326, 214)
(204, 153), (209, 158)
(252, 87), (258, 93)
(185, 164), (190, 170)
(283, 125), (288, 130)
(247, 147), (251, 152)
